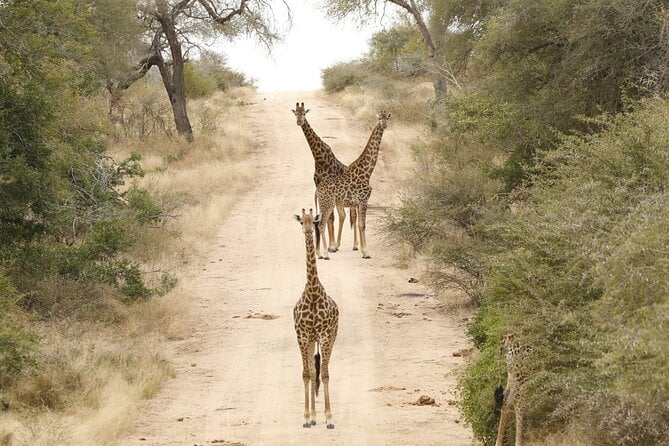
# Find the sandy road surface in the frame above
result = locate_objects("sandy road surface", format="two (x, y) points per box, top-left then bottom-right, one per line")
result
(114, 91), (473, 446)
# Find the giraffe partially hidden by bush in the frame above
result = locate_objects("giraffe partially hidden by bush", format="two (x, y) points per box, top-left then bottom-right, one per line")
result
(293, 209), (339, 429)
(495, 331), (531, 446)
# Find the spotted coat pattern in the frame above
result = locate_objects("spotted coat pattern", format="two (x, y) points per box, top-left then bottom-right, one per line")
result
(315, 111), (391, 259)
(292, 102), (358, 251)
(495, 331), (531, 446)
(293, 209), (339, 428)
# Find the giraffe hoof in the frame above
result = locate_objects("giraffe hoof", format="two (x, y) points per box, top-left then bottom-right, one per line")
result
(326, 423), (335, 429)
(328, 247), (337, 253)
(303, 422), (312, 428)
(322, 257), (330, 261)
(310, 420), (316, 426)
(362, 255), (372, 259)
(352, 247), (358, 251)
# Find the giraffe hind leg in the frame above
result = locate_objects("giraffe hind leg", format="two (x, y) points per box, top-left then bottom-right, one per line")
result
(319, 334), (337, 429)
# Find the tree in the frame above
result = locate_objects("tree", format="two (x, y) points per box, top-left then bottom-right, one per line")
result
(115, 0), (286, 142)
(322, 0), (447, 101)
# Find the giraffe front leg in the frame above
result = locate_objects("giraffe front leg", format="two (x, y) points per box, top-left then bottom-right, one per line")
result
(319, 207), (333, 260)
(495, 399), (511, 446)
(327, 212), (337, 253)
(300, 342), (315, 428)
(358, 204), (371, 259)
(350, 207), (359, 251)
(334, 206), (346, 252)
(515, 402), (524, 446)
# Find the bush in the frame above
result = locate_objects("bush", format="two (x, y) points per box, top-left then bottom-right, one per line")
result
(0, 271), (36, 387)
(321, 60), (368, 93)
(184, 62), (217, 99)
(460, 98), (669, 445)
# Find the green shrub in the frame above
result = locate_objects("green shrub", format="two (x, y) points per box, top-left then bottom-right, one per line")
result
(184, 62), (217, 98)
(459, 98), (669, 444)
(321, 60), (368, 93)
(0, 272), (36, 387)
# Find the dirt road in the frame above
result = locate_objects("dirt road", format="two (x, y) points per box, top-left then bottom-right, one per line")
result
(114, 91), (473, 446)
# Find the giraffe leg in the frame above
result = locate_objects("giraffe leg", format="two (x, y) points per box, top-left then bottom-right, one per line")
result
(320, 337), (336, 429)
(334, 206), (346, 251)
(308, 342), (317, 425)
(358, 203), (371, 259)
(327, 212), (337, 252)
(515, 402), (524, 446)
(299, 340), (313, 428)
(350, 206), (359, 251)
(495, 400), (511, 446)
(319, 207), (333, 260)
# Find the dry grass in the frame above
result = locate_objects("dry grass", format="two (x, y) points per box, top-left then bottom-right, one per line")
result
(0, 88), (257, 446)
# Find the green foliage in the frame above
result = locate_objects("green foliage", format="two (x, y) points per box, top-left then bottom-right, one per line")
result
(0, 271), (36, 387)
(0, 78), (55, 246)
(90, 0), (144, 87)
(460, 99), (669, 444)
(184, 62), (217, 99)
(321, 60), (369, 93)
(197, 50), (250, 91)
(458, 341), (504, 445)
(368, 25), (426, 77)
(184, 53), (252, 98)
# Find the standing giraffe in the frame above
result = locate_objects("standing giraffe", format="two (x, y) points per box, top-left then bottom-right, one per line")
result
(315, 111), (391, 259)
(293, 208), (339, 429)
(495, 331), (531, 446)
(292, 102), (359, 252)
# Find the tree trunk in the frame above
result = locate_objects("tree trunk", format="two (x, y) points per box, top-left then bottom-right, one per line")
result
(390, 0), (447, 103)
(155, 5), (194, 142)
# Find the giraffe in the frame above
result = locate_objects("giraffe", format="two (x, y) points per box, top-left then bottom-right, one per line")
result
(315, 111), (391, 259)
(292, 102), (359, 252)
(495, 331), (531, 446)
(293, 208), (339, 429)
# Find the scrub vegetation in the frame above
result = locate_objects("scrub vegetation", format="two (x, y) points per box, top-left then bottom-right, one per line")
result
(0, 1), (256, 444)
(323, 1), (669, 444)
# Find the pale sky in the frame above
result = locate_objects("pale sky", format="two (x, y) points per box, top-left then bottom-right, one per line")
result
(221, 1), (385, 92)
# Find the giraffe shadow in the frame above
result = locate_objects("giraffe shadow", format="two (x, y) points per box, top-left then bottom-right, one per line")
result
(400, 292), (426, 299)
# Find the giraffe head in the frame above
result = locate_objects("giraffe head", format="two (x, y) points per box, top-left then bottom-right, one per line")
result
(377, 111), (391, 130)
(294, 208), (321, 234)
(292, 102), (310, 126)
(499, 330), (516, 354)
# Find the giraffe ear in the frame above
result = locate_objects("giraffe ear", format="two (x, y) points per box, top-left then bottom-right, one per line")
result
(294, 214), (302, 223)
(305, 109), (310, 114)
(387, 112), (392, 119)
(314, 214), (322, 223)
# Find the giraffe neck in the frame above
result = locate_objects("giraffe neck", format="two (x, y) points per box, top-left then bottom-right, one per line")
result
(304, 229), (321, 291)
(350, 123), (385, 179)
(300, 119), (334, 166)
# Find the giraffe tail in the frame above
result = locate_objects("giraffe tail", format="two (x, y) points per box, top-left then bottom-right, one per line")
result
(314, 215), (321, 253)
(314, 343), (321, 397)
(494, 385), (505, 416)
